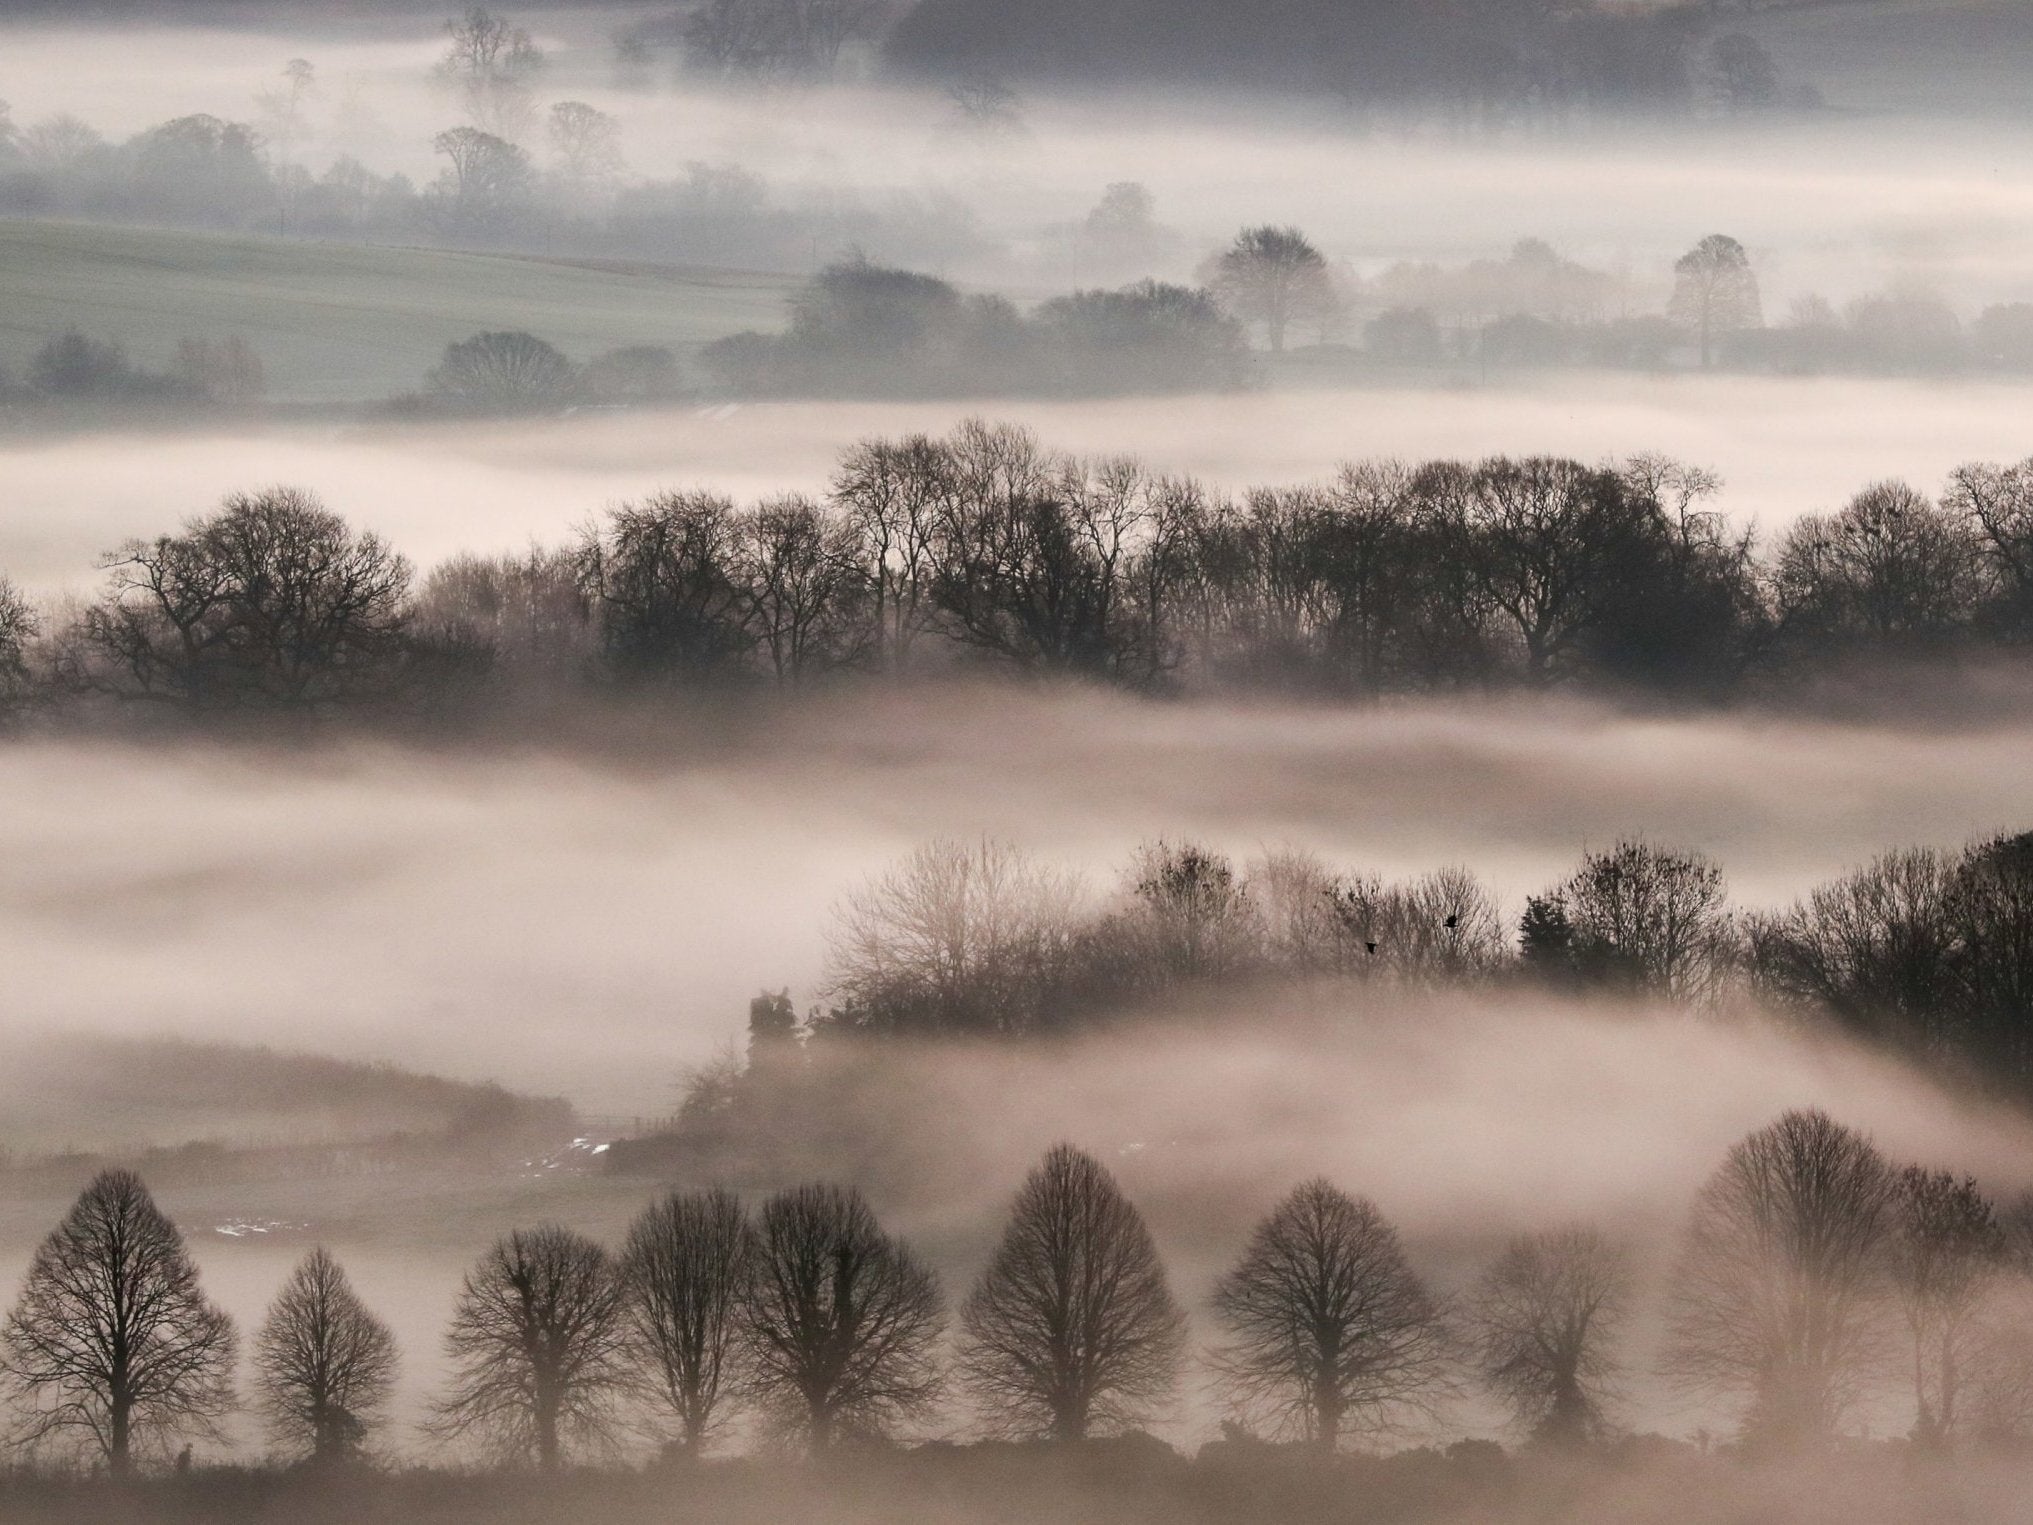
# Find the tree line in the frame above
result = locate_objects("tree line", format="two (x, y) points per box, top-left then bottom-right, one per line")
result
(686, 827), (2033, 1114)
(5, 425), (2032, 727)
(7, 1112), (2030, 1475)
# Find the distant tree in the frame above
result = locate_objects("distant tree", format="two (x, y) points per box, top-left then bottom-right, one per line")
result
(960, 1144), (1184, 1440)
(1747, 847), (1959, 1055)
(435, 1226), (633, 1471)
(685, 0), (882, 81)
(1426, 455), (1659, 686)
(1206, 226), (1336, 353)
(0, 576), (37, 723)
(1890, 1168), (2005, 1444)
(254, 1248), (399, 1465)
(1943, 458), (2033, 635)
(742, 1184), (944, 1452)
(1535, 839), (1734, 1001)
(575, 491), (753, 682)
(830, 433), (951, 673)
(622, 1189), (754, 1456)
(30, 330), (138, 398)
(1708, 34), (1778, 113)
(436, 6), (543, 137)
(734, 493), (872, 684)
(0, 1171), (236, 1475)
(547, 101), (624, 187)
(428, 126), (533, 232)
(1668, 235), (1761, 369)
(81, 487), (413, 715)
(946, 69), (1024, 133)
(824, 837), (1080, 1035)
(1118, 840), (1263, 985)
(1032, 280), (1248, 394)
(1211, 1179), (1448, 1449)
(427, 330), (577, 413)
(1771, 481), (1986, 649)
(1664, 1110), (1896, 1448)
(130, 114), (272, 226)
(1467, 1227), (1632, 1445)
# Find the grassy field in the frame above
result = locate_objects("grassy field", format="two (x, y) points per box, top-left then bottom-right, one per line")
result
(0, 220), (800, 404)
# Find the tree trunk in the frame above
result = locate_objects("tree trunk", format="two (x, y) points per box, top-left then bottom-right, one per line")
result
(108, 1395), (132, 1479)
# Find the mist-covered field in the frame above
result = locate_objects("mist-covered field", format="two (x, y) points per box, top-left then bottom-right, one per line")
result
(5, 0), (2033, 1512)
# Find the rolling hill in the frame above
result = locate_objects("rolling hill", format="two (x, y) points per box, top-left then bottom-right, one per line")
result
(0, 219), (800, 405)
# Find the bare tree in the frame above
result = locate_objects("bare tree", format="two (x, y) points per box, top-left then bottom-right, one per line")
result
(80, 488), (412, 715)
(825, 837), (1080, 1035)
(0, 575), (39, 724)
(1538, 838), (1734, 1001)
(436, 6), (543, 137)
(1943, 458), (2033, 631)
(0, 1170), (236, 1475)
(1668, 234), (1761, 369)
(1890, 1168), (2005, 1444)
(1206, 226), (1336, 353)
(253, 1247), (399, 1465)
(1663, 1109), (1896, 1448)
(428, 127), (534, 233)
(1119, 841), (1264, 985)
(734, 494), (871, 685)
(546, 101), (623, 191)
(743, 1184), (944, 1452)
(435, 1226), (633, 1471)
(1467, 1227), (1632, 1445)
(960, 1144), (1184, 1440)
(427, 330), (576, 413)
(1210, 1179), (1449, 1449)
(622, 1189), (753, 1456)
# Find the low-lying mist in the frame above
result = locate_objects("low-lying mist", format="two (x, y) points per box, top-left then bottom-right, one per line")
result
(8, 375), (2033, 596)
(5, 686), (2028, 1110)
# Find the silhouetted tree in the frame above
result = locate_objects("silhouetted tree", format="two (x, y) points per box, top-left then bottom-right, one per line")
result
(254, 1248), (399, 1465)
(1772, 481), (1986, 651)
(80, 488), (413, 716)
(1891, 1168), (2005, 1445)
(435, 1226), (633, 1471)
(576, 492), (752, 682)
(742, 1184), (944, 1452)
(1468, 1227), (1631, 1445)
(0, 577), (38, 724)
(622, 1190), (753, 1456)
(1211, 1179), (1448, 1449)
(1669, 235), (1761, 369)
(0, 1171), (236, 1475)
(1206, 226), (1335, 353)
(1663, 1110), (1896, 1448)
(961, 1144), (1184, 1440)
(1748, 846), (1959, 1057)
(1538, 839), (1733, 1001)
(1943, 458), (2033, 637)
(428, 331), (577, 413)
(547, 101), (623, 188)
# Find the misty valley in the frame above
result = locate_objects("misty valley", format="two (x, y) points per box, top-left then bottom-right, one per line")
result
(5, 0), (2033, 1522)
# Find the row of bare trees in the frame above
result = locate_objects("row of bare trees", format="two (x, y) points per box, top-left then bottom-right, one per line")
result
(8, 1115), (2031, 1475)
(7, 428), (2033, 727)
(801, 829), (2033, 1102)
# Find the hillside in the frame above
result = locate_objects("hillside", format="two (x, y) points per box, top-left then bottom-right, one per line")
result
(0, 1034), (574, 1156)
(0, 220), (800, 405)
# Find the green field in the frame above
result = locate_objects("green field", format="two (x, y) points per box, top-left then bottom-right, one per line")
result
(0, 220), (801, 404)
